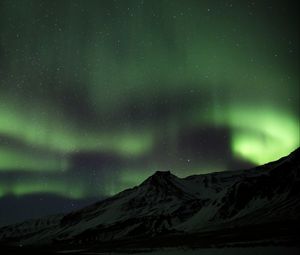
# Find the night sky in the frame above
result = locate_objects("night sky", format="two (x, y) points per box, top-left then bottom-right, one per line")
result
(0, 0), (299, 225)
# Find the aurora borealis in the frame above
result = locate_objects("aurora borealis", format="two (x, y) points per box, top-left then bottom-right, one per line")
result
(0, 0), (299, 225)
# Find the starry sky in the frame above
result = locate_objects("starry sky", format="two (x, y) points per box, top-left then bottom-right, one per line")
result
(0, 0), (299, 225)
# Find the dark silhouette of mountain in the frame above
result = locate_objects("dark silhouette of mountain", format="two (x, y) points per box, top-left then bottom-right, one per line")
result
(0, 148), (299, 253)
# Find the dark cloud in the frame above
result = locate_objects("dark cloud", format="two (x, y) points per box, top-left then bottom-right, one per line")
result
(178, 126), (231, 161)
(70, 151), (122, 172)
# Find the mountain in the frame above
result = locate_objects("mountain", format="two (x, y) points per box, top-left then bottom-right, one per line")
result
(0, 148), (299, 252)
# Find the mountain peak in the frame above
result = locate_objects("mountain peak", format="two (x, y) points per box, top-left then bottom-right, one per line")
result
(150, 170), (174, 181)
(141, 170), (175, 187)
(153, 170), (172, 176)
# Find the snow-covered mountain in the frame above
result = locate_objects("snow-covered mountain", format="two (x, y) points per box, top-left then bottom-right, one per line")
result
(0, 148), (299, 249)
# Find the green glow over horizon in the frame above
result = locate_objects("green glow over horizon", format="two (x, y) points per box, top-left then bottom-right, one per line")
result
(0, 148), (68, 172)
(0, 180), (87, 199)
(230, 107), (299, 165)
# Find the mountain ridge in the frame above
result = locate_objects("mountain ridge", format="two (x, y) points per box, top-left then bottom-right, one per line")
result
(0, 148), (299, 250)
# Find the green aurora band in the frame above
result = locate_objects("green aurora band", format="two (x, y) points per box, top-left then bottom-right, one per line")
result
(0, 0), (299, 198)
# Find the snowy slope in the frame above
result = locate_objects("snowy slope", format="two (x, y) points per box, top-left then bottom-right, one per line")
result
(0, 148), (299, 247)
